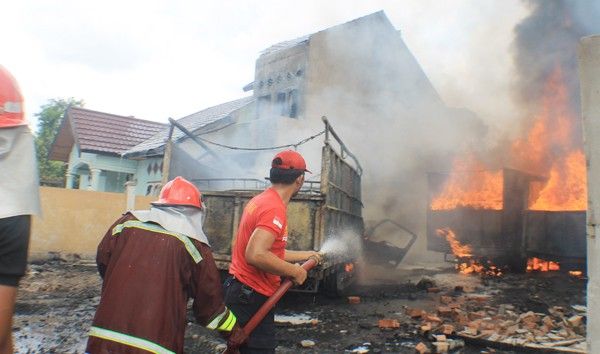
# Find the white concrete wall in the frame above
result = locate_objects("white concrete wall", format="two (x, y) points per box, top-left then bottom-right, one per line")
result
(578, 34), (600, 353)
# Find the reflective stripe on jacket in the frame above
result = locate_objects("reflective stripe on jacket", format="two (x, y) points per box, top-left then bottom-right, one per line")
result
(86, 213), (236, 354)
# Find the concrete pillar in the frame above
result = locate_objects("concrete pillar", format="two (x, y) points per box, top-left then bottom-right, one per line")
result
(125, 180), (137, 211)
(90, 168), (102, 191)
(578, 34), (600, 353)
(79, 173), (89, 189)
(65, 172), (75, 189)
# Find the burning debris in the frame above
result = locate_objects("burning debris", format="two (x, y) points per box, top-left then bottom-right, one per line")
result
(434, 225), (584, 277)
(435, 228), (504, 276)
(427, 68), (588, 274)
(427, 4), (591, 275)
(527, 257), (561, 272)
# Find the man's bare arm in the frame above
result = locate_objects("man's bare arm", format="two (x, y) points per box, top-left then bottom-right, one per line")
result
(245, 228), (307, 285)
(284, 250), (321, 263)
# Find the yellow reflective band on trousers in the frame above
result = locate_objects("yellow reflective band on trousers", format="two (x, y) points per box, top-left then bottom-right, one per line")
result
(112, 220), (202, 263)
(89, 326), (175, 354)
(206, 308), (228, 330)
(218, 311), (237, 331)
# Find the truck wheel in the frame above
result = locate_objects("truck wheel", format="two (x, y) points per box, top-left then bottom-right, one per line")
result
(322, 264), (356, 297)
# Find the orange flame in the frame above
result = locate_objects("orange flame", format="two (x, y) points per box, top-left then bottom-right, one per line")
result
(436, 228), (502, 276)
(431, 67), (587, 213)
(431, 154), (503, 210)
(515, 68), (587, 211)
(436, 228), (472, 257)
(527, 257), (560, 272)
(511, 68), (574, 173)
(529, 150), (587, 211)
(345, 263), (354, 273)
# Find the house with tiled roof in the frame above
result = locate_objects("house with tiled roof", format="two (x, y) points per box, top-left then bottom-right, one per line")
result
(49, 106), (166, 194)
(51, 11), (473, 197)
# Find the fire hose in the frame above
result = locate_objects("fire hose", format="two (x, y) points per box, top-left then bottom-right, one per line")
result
(223, 258), (319, 353)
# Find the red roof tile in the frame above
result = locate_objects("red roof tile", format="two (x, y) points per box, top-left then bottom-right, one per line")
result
(50, 107), (166, 161)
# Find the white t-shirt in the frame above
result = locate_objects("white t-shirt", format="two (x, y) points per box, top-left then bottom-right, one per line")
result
(0, 125), (41, 218)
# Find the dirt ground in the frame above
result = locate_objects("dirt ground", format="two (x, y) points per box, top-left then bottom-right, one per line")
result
(12, 259), (586, 353)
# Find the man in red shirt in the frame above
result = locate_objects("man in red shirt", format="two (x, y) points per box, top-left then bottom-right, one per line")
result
(226, 150), (321, 353)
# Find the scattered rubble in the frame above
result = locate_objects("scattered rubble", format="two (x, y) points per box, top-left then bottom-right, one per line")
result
(274, 313), (319, 325)
(14, 260), (587, 354)
(403, 275), (587, 353)
(299, 339), (316, 348)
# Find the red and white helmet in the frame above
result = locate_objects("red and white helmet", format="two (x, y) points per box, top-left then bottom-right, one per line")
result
(152, 176), (203, 209)
(0, 65), (25, 128)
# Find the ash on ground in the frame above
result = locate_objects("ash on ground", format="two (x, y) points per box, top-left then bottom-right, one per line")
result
(13, 260), (586, 353)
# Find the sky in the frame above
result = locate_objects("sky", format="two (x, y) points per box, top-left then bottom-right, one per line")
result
(2, 0), (528, 131)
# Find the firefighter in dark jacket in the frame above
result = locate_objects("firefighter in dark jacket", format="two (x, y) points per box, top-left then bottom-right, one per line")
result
(87, 176), (245, 354)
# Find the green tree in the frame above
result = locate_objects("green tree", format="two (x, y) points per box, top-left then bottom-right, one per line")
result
(35, 98), (84, 186)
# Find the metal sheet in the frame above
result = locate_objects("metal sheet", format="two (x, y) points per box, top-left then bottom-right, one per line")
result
(320, 144), (364, 248)
(427, 169), (533, 259)
(524, 210), (587, 261)
(427, 208), (503, 256)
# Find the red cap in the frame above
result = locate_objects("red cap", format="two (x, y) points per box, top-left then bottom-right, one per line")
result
(272, 150), (311, 173)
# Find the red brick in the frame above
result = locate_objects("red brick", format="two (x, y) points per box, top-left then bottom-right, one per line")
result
(542, 316), (555, 329)
(452, 310), (469, 325)
(441, 324), (455, 335)
(347, 296), (361, 304)
(480, 329), (495, 337)
(433, 341), (449, 353)
(406, 308), (425, 319)
(378, 319), (400, 329)
(415, 342), (429, 354)
(425, 314), (442, 323)
(467, 320), (482, 331)
(437, 306), (452, 317)
(466, 294), (491, 303)
(440, 295), (453, 304)
(480, 321), (497, 331)
(420, 323), (432, 333)
(469, 311), (486, 320)
(504, 325), (518, 336)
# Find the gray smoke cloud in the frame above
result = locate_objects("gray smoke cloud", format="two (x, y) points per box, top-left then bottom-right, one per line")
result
(511, 0), (600, 152)
(172, 5), (600, 269)
(513, 0), (600, 109)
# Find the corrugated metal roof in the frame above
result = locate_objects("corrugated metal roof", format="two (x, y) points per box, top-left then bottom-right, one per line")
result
(124, 96), (255, 157)
(49, 107), (166, 161)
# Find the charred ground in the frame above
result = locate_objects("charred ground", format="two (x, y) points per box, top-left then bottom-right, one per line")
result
(12, 259), (586, 353)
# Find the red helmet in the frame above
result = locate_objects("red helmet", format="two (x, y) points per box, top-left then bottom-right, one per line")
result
(153, 176), (203, 209)
(0, 65), (25, 128)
